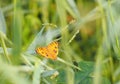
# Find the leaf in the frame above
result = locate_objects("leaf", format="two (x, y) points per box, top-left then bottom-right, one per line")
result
(75, 61), (94, 84)
(75, 61), (111, 84)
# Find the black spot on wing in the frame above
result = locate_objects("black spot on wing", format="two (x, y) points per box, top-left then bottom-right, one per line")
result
(53, 50), (57, 53)
(54, 46), (57, 49)
(46, 53), (48, 57)
(41, 52), (44, 54)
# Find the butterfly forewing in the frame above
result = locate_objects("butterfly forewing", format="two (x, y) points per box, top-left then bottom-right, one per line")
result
(47, 41), (58, 60)
(47, 41), (58, 54)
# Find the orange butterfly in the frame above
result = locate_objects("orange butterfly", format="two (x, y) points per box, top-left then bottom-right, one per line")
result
(35, 41), (58, 60)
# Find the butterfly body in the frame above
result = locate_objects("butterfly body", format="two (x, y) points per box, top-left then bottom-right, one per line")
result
(35, 41), (58, 60)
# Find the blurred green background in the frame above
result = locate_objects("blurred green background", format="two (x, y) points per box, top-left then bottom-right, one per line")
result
(0, 0), (120, 84)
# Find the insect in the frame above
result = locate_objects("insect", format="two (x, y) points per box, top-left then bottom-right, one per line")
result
(35, 41), (58, 60)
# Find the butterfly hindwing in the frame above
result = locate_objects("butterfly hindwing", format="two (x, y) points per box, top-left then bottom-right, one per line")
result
(36, 47), (49, 58)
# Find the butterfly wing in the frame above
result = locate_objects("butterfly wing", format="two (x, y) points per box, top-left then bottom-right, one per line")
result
(47, 41), (58, 60)
(35, 41), (58, 60)
(36, 47), (49, 58)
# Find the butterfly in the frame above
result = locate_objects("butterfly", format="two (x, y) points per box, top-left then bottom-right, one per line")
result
(35, 41), (58, 60)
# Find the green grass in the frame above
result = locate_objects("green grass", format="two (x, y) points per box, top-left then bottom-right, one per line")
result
(0, 0), (120, 84)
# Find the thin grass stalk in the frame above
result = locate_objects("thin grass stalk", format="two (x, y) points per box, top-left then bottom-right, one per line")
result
(93, 46), (104, 84)
(0, 34), (11, 63)
(93, 0), (107, 84)
(57, 58), (82, 71)
(108, 0), (116, 83)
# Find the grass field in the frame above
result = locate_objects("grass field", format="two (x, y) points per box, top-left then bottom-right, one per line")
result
(0, 0), (120, 84)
